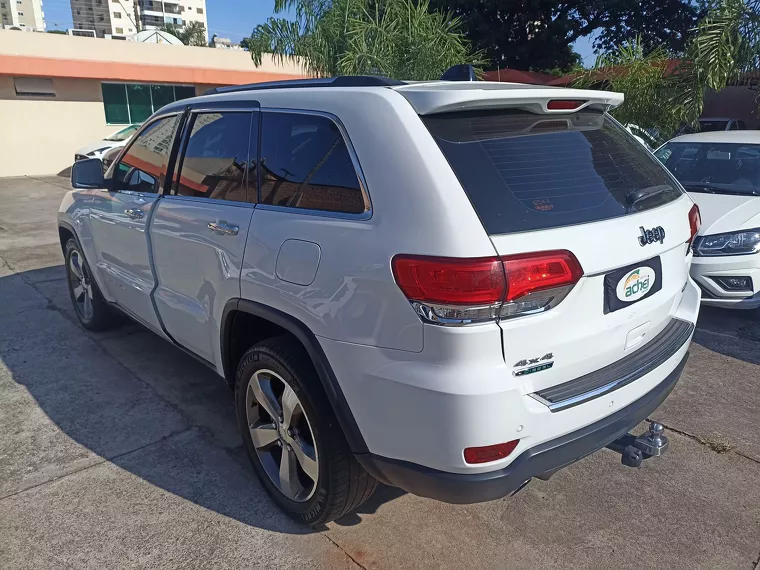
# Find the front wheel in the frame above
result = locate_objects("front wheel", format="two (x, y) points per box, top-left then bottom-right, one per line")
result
(64, 239), (120, 331)
(235, 336), (376, 526)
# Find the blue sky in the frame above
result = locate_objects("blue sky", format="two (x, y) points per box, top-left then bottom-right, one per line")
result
(44, 0), (598, 66)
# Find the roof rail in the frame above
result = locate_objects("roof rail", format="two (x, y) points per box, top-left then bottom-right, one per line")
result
(202, 75), (405, 96)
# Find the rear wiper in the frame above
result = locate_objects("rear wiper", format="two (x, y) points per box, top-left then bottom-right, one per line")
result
(626, 185), (667, 205)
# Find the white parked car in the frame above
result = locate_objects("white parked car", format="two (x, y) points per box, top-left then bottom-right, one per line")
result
(60, 73), (700, 526)
(74, 124), (141, 162)
(655, 131), (760, 312)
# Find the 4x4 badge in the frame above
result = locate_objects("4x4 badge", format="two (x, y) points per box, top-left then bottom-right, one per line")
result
(639, 225), (665, 246)
(513, 353), (554, 377)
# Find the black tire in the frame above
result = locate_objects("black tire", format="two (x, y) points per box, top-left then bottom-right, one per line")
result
(235, 336), (376, 526)
(64, 238), (120, 331)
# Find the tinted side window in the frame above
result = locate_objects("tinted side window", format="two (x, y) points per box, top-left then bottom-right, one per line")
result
(115, 115), (180, 193)
(174, 111), (254, 203)
(259, 112), (366, 214)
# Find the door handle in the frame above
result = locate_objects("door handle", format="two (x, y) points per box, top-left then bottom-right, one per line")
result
(208, 221), (240, 236)
(124, 208), (144, 219)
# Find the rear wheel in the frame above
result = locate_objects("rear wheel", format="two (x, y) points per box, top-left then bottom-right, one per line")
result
(235, 336), (376, 526)
(64, 239), (120, 331)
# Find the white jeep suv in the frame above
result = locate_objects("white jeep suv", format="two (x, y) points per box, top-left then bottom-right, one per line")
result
(60, 74), (701, 526)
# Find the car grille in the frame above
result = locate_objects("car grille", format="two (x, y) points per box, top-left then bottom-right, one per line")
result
(74, 154), (88, 161)
(532, 318), (694, 412)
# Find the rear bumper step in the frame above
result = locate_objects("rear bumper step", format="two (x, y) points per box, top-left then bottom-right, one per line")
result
(531, 318), (694, 412)
(356, 354), (687, 504)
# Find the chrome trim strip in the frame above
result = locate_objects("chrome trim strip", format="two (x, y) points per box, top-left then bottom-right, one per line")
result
(530, 317), (694, 412)
(161, 194), (256, 209)
(255, 203), (371, 221)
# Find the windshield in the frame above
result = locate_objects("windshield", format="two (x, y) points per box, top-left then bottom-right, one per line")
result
(105, 124), (140, 142)
(698, 120), (730, 132)
(655, 142), (760, 196)
(422, 109), (682, 235)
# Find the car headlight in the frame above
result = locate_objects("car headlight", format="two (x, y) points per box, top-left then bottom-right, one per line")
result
(86, 147), (111, 156)
(693, 228), (760, 256)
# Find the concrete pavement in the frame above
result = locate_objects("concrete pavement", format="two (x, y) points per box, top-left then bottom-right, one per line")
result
(1, 176), (759, 569)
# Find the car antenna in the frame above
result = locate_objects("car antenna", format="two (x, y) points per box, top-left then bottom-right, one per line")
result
(440, 64), (478, 82)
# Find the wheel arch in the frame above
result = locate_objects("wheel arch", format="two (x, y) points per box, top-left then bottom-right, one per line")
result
(58, 220), (78, 253)
(221, 298), (368, 454)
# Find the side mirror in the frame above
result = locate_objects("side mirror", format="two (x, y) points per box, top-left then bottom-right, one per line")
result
(71, 158), (105, 189)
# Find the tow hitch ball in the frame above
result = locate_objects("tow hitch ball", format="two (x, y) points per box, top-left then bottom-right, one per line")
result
(610, 422), (669, 468)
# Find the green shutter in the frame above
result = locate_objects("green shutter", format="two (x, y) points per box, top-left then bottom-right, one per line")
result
(151, 85), (174, 112)
(174, 85), (196, 101)
(102, 83), (130, 124)
(127, 84), (153, 123)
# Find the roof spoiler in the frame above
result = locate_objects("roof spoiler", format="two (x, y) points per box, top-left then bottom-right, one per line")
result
(440, 64), (478, 82)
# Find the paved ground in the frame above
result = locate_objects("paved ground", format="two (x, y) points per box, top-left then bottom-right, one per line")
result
(1, 176), (759, 570)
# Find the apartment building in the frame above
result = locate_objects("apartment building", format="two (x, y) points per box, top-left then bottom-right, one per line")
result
(70, 0), (206, 40)
(137, 0), (207, 38)
(1, 0), (45, 31)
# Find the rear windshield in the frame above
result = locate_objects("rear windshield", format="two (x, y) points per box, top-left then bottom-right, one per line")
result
(422, 109), (682, 235)
(655, 142), (760, 196)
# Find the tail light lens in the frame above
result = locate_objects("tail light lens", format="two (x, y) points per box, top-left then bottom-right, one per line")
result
(392, 250), (583, 325)
(464, 440), (519, 464)
(688, 204), (701, 248)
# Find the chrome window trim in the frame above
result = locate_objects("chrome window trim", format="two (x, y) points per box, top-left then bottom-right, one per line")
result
(259, 106), (373, 220)
(162, 194), (255, 209)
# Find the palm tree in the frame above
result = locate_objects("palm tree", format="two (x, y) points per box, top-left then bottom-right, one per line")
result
(245, 0), (485, 80)
(670, 0), (760, 123)
(158, 21), (208, 47)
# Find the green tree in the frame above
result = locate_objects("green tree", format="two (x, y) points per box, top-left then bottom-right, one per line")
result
(426, 0), (702, 71)
(159, 21), (208, 47)
(574, 0), (760, 136)
(575, 39), (681, 140)
(245, 0), (485, 80)
(670, 0), (760, 123)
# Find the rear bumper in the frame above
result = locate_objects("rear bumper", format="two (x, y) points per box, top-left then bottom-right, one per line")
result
(357, 353), (687, 504)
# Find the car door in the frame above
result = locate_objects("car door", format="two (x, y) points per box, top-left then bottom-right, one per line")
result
(89, 113), (182, 333)
(150, 108), (257, 366)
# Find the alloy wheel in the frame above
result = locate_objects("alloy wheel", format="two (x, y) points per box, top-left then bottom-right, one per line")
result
(246, 369), (319, 502)
(68, 249), (94, 321)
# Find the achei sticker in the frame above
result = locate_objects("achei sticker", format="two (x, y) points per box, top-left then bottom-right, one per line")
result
(616, 267), (656, 302)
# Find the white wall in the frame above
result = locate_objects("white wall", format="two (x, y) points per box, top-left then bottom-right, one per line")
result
(0, 76), (119, 176)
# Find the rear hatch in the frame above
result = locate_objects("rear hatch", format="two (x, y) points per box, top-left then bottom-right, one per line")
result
(414, 89), (696, 402)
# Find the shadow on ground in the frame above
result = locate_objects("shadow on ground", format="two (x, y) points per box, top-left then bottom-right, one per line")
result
(693, 305), (760, 365)
(0, 265), (404, 534)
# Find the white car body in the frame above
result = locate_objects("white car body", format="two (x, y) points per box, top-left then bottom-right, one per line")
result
(74, 124), (140, 161)
(656, 131), (760, 309)
(59, 78), (700, 522)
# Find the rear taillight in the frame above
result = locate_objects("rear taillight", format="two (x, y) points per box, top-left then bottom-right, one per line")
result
(500, 250), (584, 319)
(392, 250), (583, 325)
(688, 204), (701, 247)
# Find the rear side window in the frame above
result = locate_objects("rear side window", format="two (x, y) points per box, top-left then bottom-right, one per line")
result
(174, 111), (255, 203)
(423, 109), (682, 235)
(259, 111), (367, 214)
(114, 115), (180, 193)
